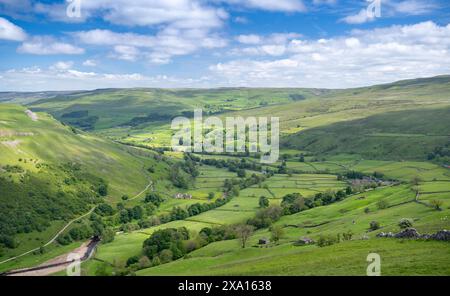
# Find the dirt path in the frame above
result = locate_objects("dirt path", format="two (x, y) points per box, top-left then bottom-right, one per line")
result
(1, 178), (152, 273)
(127, 179), (153, 201)
(8, 240), (95, 276)
(0, 206), (96, 266)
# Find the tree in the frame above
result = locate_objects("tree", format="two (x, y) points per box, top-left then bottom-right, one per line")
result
(102, 227), (115, 244)
(95, 203), (114, 216)
(299, 154), (305, 162)
(208, 192), (215, 200)
(259, 196), (269, 208)
(126, 256), (139, 267)
(119, 210), (131, 224)
(138, 256), (152, 269)
(376, 199), (389, 210)
(231, 186), (240, 197)
(411, 176), (422, 186)
(144, 192), (164, 206)
(131, 206), (144, 220)
(430, 199), (443, 210)
(236, 224), (254, 248)
(98, 182), (108, 197)
(237, 169), (246, 178)
(270, 225), (284, 244)
(398, 218), (413, 229)
(369, 221), (380, 231)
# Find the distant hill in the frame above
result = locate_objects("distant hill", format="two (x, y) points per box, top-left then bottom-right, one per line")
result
(282, 107), (450, 161)
(0, 104), (168, 245)
(27, 88), (321, 130)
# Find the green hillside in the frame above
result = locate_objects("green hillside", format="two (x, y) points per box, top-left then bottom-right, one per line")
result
(29, 88), (320, 130)
(0, 76), (449, 276)
(0, 104), (168, 265)
(282, 107), (450, 161)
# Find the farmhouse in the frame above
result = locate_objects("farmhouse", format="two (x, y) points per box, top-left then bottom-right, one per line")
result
(297, 237), (314, 245)
(174, 193), (192, 199)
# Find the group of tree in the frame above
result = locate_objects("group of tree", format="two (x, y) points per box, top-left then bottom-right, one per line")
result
(141, 227), (190, 264)
(0, 163), (106, 249)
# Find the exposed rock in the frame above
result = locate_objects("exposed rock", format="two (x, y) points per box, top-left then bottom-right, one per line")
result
(394, 228), (420, 239)
(430, 230), (450, 241)
(420, 234), (431, 240)
(378, 228), (449, 241)
(376, 232), (394, 238)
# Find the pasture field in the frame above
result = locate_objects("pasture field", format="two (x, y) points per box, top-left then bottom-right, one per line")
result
(137, 239), (450, 276)
(137, 184), (450, 276)
(1, 77), (449, 276)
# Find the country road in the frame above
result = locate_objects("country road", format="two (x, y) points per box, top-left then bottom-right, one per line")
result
(0, 178), (153, 268)
(0, 206), (96, 265)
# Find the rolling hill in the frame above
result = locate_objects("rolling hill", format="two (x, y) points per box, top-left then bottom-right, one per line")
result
(0, 104), (170, 265)
(282, 107), (450, 161)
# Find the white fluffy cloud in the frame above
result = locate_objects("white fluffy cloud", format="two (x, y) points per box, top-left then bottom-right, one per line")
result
(17, 36), (85, 55)
(82, 59), (97, 67)
(233, 33), (302, 56)
(0, 17), (27, 41)
(74, 28), (227, 64)
(211, 21), (450, 88)
(342, 9), (375, 25)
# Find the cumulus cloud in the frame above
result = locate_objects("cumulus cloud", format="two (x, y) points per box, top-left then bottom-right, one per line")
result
(233, 33), (302, 56)
(112, 45), (140, 61)
(0, 17), (27, 41)
(50, 61), (74, 70)
(82, 59), (97, 67)
(17, 36), (85, 55)
(341, 9), (375, 25)
(74, 28), (227, 64)
(211, 21), (450, 88)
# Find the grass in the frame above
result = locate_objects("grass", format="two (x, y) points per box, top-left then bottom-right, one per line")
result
(137, 239), (450, 276)
(136, 183), (450, 276)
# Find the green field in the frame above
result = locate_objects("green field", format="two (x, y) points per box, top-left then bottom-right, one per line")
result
(1, 76), (449, 276)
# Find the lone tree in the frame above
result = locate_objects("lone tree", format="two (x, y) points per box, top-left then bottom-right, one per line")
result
(411, 176), (422, 186)
(430, 199), (443, 211)
(270, 225), (284, 244)
(259, 196), (269, 208)
(236, 224), (255, 248)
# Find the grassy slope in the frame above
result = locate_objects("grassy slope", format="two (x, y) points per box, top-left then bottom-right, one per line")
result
(29, 88), (319, 130)
(82, 157), (449, 276)
(0, 104), (169, 268)
(0, 104), (161, 198)
(282, 107), (450, 160)
(137, 183), (450, 276)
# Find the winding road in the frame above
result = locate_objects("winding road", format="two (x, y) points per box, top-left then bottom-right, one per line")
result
(0, 179), (153, 266)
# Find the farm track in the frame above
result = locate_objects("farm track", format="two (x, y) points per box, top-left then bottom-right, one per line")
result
(0, 206), (96, 266)
(0, 177), (153, 270)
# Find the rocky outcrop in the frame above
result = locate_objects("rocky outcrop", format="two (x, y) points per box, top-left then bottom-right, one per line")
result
(376, 232), (394, 238)
(430, 230), (450, 241)
(377, 228), (449, 241)
(394, 228), (420, 239)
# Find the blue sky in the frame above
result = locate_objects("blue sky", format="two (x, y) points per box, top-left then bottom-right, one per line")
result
(0, 0), (449, 91)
